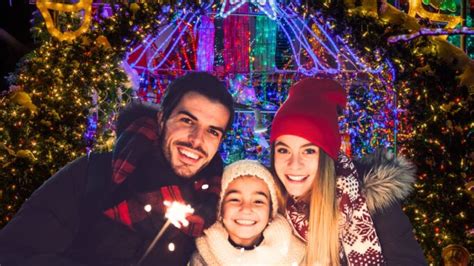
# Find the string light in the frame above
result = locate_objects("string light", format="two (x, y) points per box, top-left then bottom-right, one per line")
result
(219, 0), (278, 20)
(196, 15), (215, 72)
(36, 0), (93, 42)
(389, 27), (474, 43)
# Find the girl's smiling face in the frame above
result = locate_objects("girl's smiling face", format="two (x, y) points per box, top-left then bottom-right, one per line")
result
(222, 176), (271, 247)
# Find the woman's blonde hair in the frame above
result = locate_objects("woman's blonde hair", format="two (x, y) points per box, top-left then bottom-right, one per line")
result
(306, 151), (339, 266)
(272, 148), (340, 265)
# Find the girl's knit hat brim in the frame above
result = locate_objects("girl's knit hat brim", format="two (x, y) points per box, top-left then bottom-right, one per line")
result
(218, 160), (279, 219)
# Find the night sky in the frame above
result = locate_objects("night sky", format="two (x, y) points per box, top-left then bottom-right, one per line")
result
(0, 0), (36, 92)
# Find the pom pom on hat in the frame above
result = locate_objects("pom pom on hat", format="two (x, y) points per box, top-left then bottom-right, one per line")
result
(218, 160), (279, 219)
(270, 78), (346, 160)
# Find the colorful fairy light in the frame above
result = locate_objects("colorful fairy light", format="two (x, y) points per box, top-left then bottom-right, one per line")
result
(252, 16), (277, 72)
(126, 3), (387, 76)
(223, 4), (251, 73)
(196, 15), (215, 72)
(148, 13), (197, 71)
(219, 0), (278, 20)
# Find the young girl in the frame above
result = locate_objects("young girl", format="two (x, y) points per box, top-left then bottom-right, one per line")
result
(270, 78), (426, 265)
(190, 160), (305, 265)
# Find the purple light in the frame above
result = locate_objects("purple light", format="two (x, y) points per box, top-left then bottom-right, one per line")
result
(196, 15), (215, 72)
(388, 26), (474, 43)
(148, 13), (197, 71)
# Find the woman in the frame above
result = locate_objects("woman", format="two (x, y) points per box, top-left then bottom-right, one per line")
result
(269, 78), (426, 265)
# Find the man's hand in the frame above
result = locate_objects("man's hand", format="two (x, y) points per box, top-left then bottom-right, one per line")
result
(163, 201), (194, 228)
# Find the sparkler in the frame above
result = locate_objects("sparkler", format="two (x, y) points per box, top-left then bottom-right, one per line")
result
(136, 201), (194, 266)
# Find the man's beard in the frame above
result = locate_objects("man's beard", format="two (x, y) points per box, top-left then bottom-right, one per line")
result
(159, 127), (209, 178)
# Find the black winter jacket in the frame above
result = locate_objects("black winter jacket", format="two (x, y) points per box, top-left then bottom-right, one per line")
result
(0, 105), (223, 266)
(356, 149), (427, 265)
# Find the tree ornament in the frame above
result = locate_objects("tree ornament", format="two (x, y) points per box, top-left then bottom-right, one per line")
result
(130, 3), (140, 14)
(9, 91), (38, 114)
(15, 150), (37, 161)
(130, 3), (140, 19)
(466, 181), (474, 198)
(80, 36), (91, 46)
(442, 244), (470, 266)
(96, 35), (112, 49)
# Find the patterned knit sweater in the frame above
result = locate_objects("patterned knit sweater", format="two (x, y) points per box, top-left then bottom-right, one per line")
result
(286, 153), (385, 265)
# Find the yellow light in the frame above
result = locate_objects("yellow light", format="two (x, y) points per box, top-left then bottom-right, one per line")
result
(407, 0), (461, 34)
(36, 0), (93, 42)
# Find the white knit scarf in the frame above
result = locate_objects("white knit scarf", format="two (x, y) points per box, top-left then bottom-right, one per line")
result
(194, 214), (306, 265)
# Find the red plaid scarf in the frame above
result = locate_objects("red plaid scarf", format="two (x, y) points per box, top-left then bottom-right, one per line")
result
(287, 153), (385, 265)
(103, 117), (221, 237)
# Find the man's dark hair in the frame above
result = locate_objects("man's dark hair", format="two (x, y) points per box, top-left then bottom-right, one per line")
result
(160, 72), (235, 132)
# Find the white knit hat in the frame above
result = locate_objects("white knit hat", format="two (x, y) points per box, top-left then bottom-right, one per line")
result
(218, 160), (279, 219)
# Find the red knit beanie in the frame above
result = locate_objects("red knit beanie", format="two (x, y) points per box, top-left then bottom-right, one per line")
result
(270, 78), (346, 160)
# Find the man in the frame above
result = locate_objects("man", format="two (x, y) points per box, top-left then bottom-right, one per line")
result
(0, 72), (235, 265)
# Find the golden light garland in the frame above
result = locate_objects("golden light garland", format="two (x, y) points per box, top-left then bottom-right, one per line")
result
(36, 0), (93, 42)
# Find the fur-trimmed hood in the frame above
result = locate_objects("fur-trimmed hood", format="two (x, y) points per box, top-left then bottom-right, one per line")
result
(355, 149), (417, 214)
